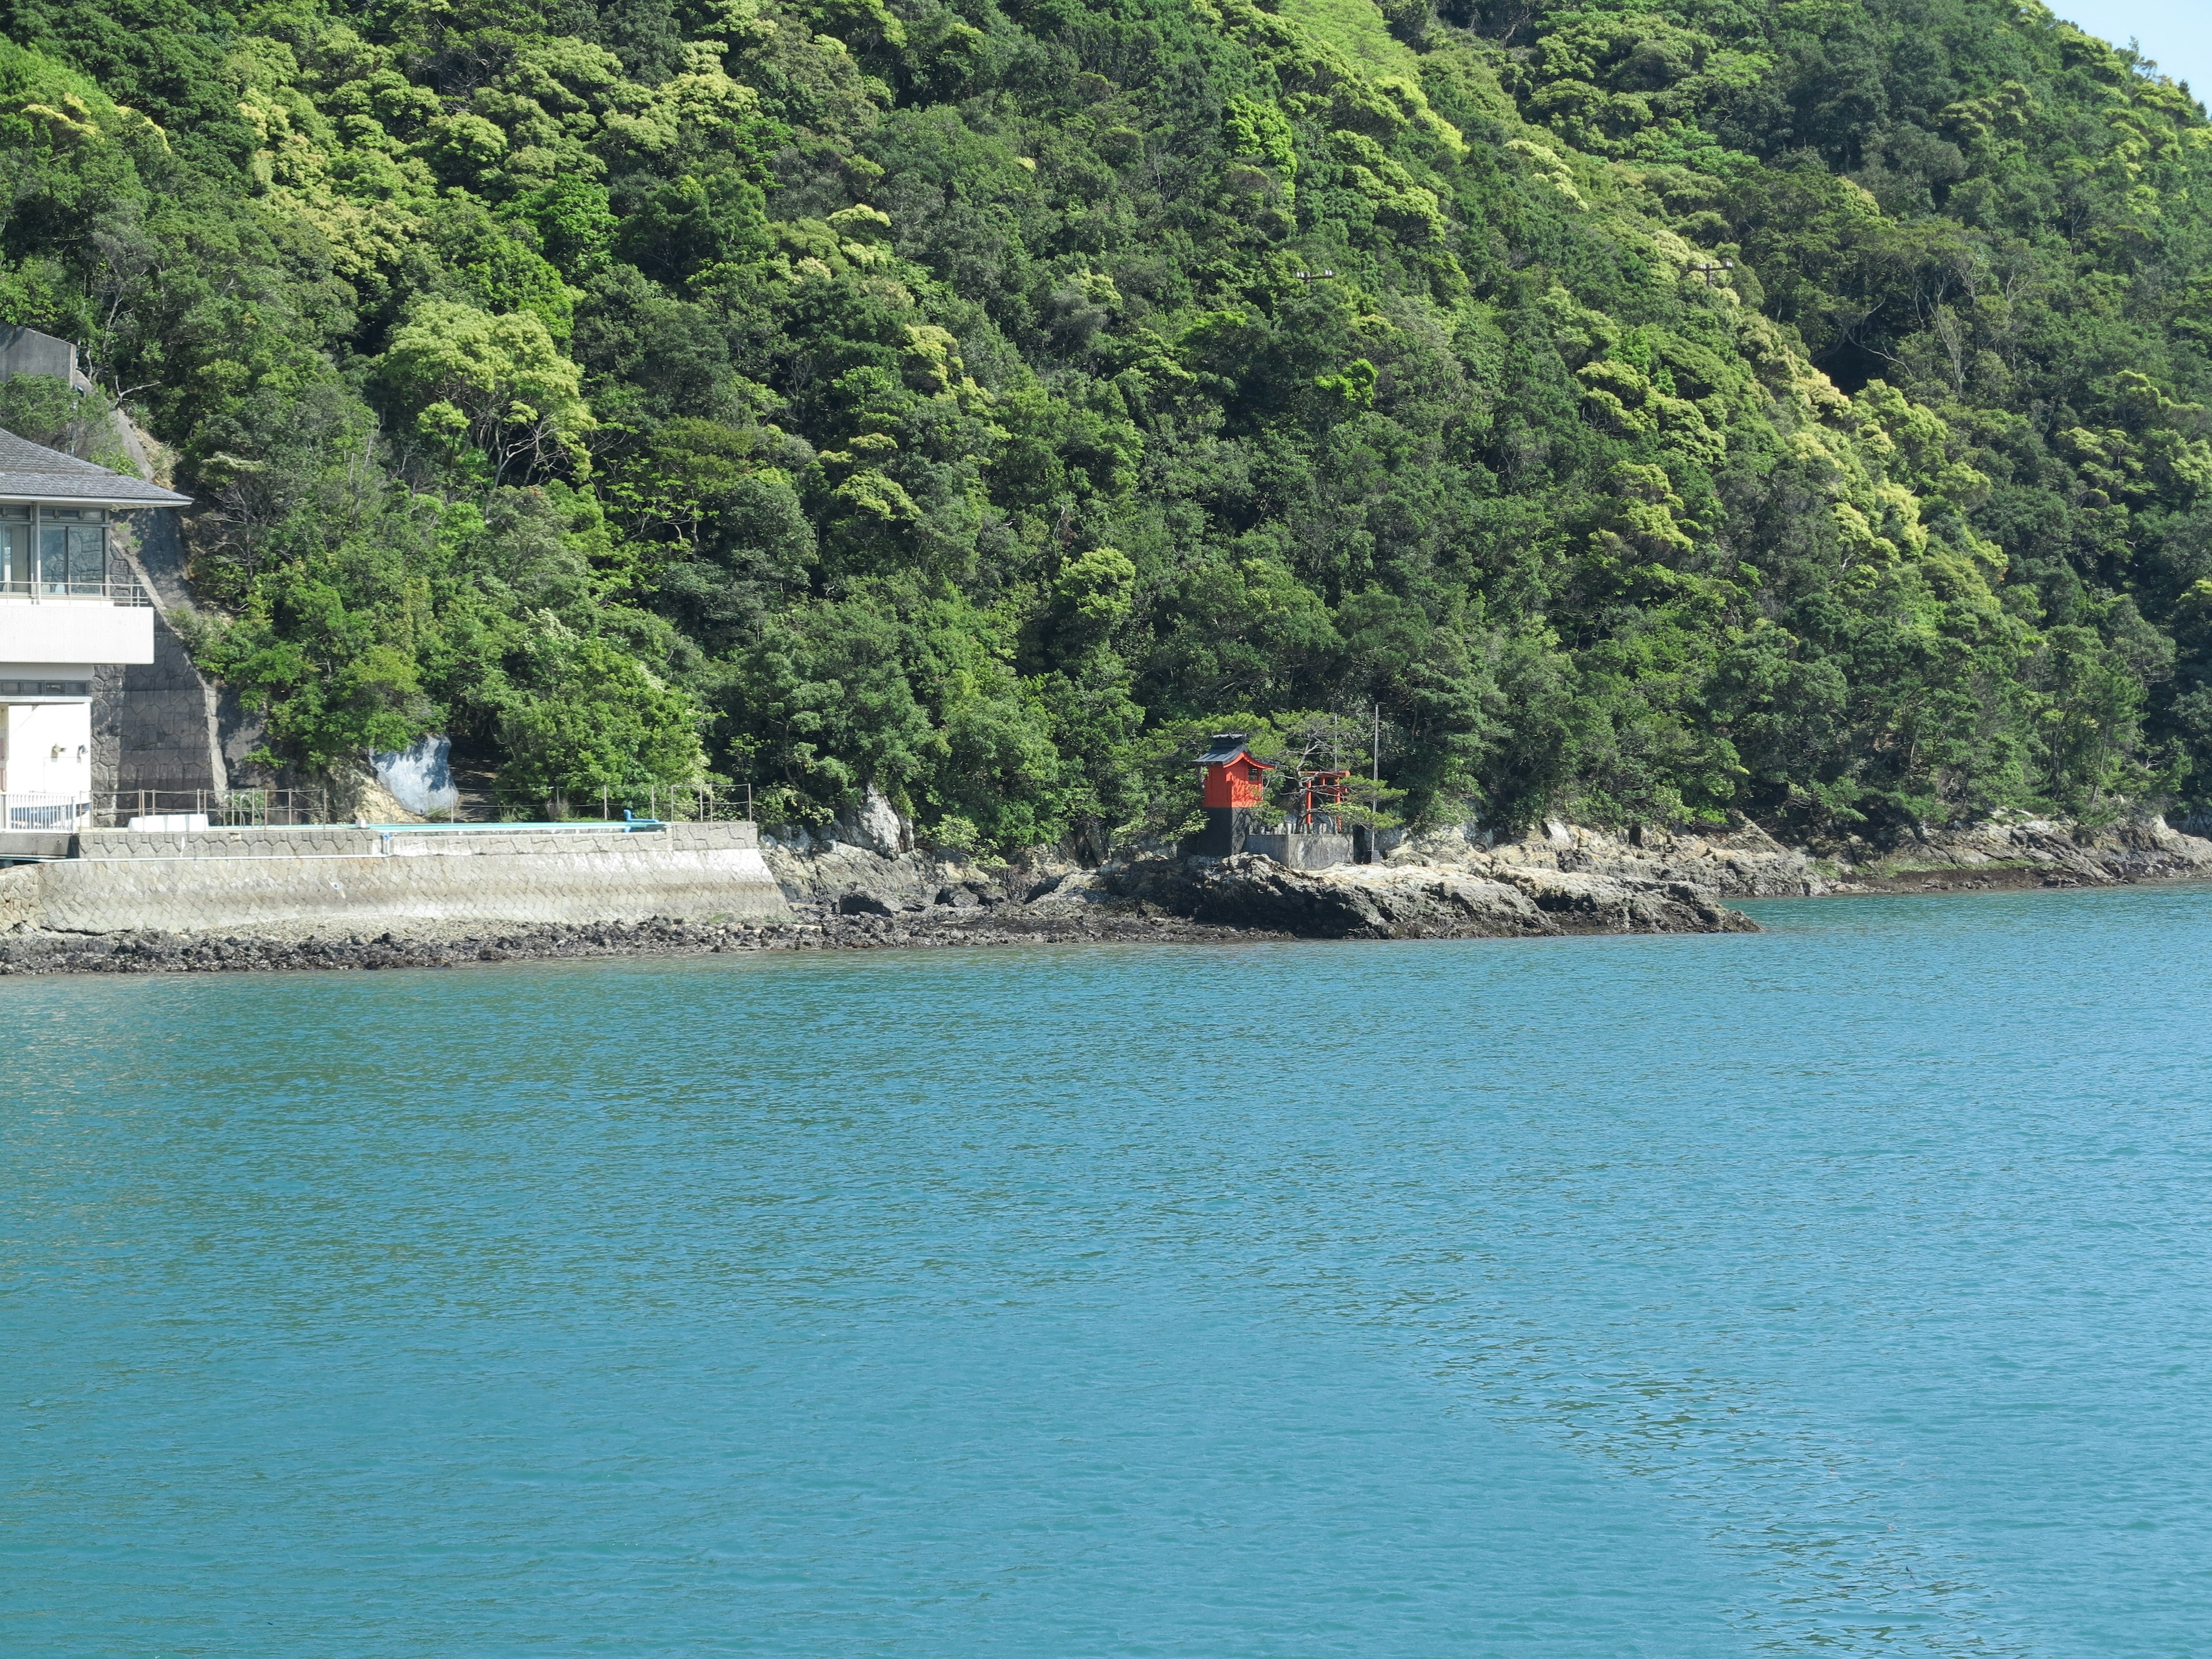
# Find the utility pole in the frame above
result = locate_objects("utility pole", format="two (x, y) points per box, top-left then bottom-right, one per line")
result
(1369, 703), (1382, 863)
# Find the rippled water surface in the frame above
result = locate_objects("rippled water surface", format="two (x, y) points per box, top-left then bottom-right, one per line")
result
(7, 885), (2212, 1657)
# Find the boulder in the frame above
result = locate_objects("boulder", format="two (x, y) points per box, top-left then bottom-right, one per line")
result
(837, 785), (907, 857)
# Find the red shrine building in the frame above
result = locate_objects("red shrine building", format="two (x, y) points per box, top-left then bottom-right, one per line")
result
(1190, 732), (1361, 868)
(1195, 732), (1272, 855)
(1201, 737), (1270, 809)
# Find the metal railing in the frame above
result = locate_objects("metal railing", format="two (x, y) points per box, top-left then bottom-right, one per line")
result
(1245, 813), (1354, 837)
(2, 791), (93, 831)
(89, 784), (756, 830)
(92, 789), (327, 828)
(0, 577), (154, 606)
(533, 782), (756, 824)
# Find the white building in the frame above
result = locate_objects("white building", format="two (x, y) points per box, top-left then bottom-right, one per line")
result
(0, 427), (190, 829)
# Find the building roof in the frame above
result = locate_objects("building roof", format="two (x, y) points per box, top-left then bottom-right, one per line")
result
(1196, 732), (1273, 768)
(0, 426), (190, 507)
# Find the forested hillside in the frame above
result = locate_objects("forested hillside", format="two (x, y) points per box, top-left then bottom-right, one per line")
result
(5, 0), (2211, 846)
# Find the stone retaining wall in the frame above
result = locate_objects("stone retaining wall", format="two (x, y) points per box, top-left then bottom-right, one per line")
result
(97, 508), (229, 798)
(0, 821), (789, 933)
(1241, 831), (1355, 871)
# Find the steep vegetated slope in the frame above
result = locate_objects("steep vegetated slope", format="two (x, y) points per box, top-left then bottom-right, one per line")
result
(3, 0), (2210, 845)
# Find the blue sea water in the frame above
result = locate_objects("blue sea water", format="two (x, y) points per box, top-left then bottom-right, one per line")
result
(5, 885), (2212, 1658)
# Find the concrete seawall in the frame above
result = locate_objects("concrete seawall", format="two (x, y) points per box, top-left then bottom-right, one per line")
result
(1241, 831), (1355, 872)
(0, 822), (789, 933)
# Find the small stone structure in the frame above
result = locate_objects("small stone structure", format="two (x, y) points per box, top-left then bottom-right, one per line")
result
(1241, 830), (1355, 871)
(0, 820), (789, 933)
(0, 325), (93, 390)
(98, 457), (226, 798)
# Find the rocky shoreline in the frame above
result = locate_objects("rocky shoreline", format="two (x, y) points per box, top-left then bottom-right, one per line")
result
(5, 810), (2209, 978)
(0, 908), (1278, 977)
(0, 837), (1752, 976)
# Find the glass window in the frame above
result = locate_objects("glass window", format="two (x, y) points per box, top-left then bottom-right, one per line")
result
(0, 679), (91, 696)
(66, 524), (106, 592)
(17, 511), (112, 592)
(37, 523), (66, 593)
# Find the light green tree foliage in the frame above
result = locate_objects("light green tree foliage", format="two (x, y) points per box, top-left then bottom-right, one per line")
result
(379, 300), (595, 484)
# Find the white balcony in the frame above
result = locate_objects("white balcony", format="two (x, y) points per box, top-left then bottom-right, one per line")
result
(0, 580), (155, 669)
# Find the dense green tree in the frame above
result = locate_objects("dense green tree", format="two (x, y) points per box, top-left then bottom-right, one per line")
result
(7, 0), (2212, 843)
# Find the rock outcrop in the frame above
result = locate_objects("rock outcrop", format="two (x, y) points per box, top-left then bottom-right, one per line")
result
(1386, 811), (2212, 897)
(758, 827), (1023, 914)
(1101, 853), (1751, 938)
(1808, 813), (2212, 891)
(1178, 856), (1556, 937)
(1395, 819), (1820, 897)
(1105, 850), (1745, 937)
(751, 812), (1760, 942)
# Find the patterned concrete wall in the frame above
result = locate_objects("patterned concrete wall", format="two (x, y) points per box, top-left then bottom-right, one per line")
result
(95, 509), (226, 798)
(116, 612), (224, 794)
(2, 821), (788, 932)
